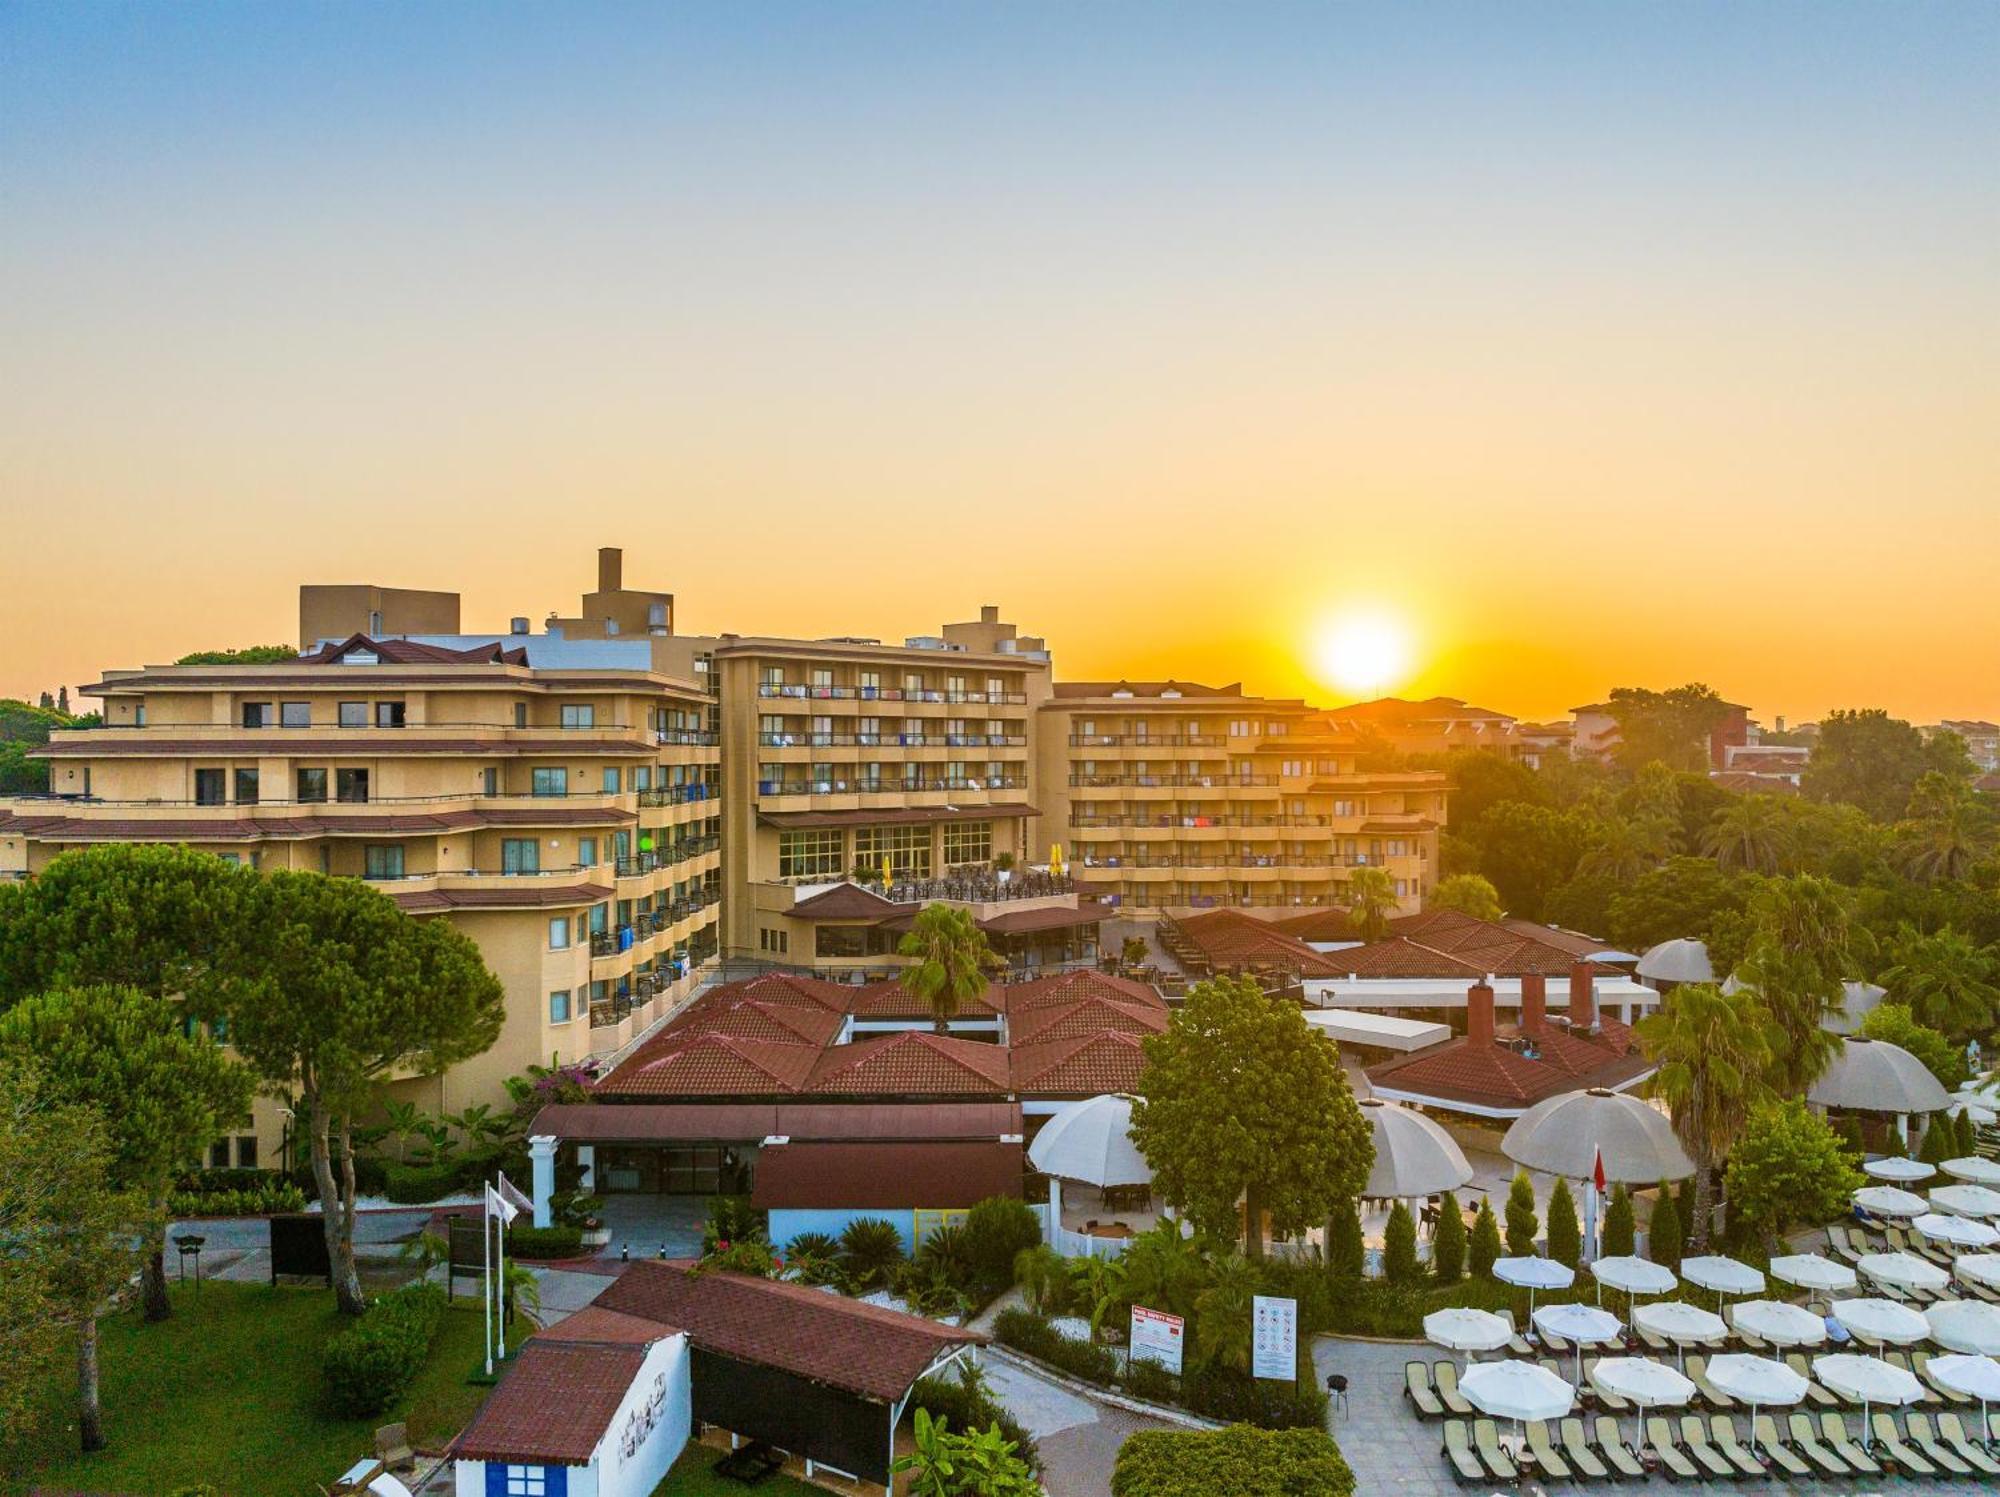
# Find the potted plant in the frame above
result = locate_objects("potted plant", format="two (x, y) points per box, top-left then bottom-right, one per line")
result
(569, 1193), (609, 1247)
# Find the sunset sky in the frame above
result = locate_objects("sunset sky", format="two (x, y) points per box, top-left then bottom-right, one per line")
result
(3, 3), (1995, 724)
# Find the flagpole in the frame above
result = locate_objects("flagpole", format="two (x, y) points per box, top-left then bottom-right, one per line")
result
(496, 1180), (508, 1362)
(482, 1184), (494, 1377)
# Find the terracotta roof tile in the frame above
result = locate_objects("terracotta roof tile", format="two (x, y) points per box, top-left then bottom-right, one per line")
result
(1170, 909), (1346, 977)
(751, 1141), (1022, 1210)
(1366, 1034), (1653, 1112)
(599, 1031), (822, 1098)
(1007, 995), (1167, 1046)
(1010, 1030), (1149, 1096)
(847, 978), (1003, 1018)
(999, 970), (1165, 1013)
(786, 883), (918, 921)
(453, 1339), (650, 1465)
(665, 997), (847, 1048)
(805, 1030), (1011, 1096)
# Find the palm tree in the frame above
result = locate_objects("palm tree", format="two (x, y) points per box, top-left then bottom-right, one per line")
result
(1345, 866), (1399, 942)
(1065, 1253), (1129, 1343)
(1898, 772), (1995, 884)
(897, 901), (996, 1031)
(1882, 926), (2000, 1045)
(1637, 982), (1773, 1251)
(1117, 1219), (1211, 1319)
(1701, 795), (1794, 874)
(1191, 1253), (1262, 1372)
(1576, 815), (1672, 883)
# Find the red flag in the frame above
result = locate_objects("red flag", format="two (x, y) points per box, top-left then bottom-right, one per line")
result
(1592, 1148), (1607, 1195)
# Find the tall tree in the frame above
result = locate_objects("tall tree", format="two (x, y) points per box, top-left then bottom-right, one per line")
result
(1880, 928), (2000, 1046)
(1463, 801), (1592, 921)
(1132, 976), (1371, 1259)
(1734, 875), (1860, 1091)
(898, 902), (997, 1032)
(1576, 814), (1674, 884)
(1602, 685), (1734, 775)
(0, 986), (252, 1324)
(1896, 771), (1996, 884)
(1429, 873), (1503, 922)
(1344, 866), (1400, 942)
(220, 872), (505, 1314)
(1702, 795), (1795, 874)
(1804, 709), (1968, 823)
(1724, 1101), (1862, 1255)
(1637, 982), (1773, 1251)
(1860, 1002), (1970, 1091)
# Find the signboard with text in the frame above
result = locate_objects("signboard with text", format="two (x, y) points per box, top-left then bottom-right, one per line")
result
(1129, 1304), (1185, 1375)
(1251, 1294), (1297, 1381)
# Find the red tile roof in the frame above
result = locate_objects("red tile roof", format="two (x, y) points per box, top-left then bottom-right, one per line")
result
(1366, 1030), (1653, 1112)
(974, 899), (1112, 936)
(1000, 969), (1166, 1013)
(452, 1338), (653, 1465)
(593, 1262), (982, 1403)
(389, 880), (612, 912)
(666, 997), (847, 1048)
(787, 883), (918, 921)
(1171, 909), (1347, 977)
(1007, 995), (1167, 1046)
(1334, 912), (1612, 979)
(1268, 908), (1362, 943)
(1010, 1030), (1150, 1096)
(805, 1030), (1012, 1095)
(531, 1101), (1022, 1143)
(751, 1140), (1022, 1210)
(846, 978), (1004, 1018)
(602, 1031), (823, 1097)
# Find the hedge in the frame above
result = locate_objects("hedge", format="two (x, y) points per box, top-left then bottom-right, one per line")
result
(1183, 1363), (1327, 1430)
(383, 1162), (462, 1204)
(992, 1308), (1119, 1385)
(288, 1155), (392, 1198)
(166, 1182), (309, 1217)
(322, 1281), (448, 1417)
(506, 1223), (585, 1259)
(1111, 1425), (1355, 1497)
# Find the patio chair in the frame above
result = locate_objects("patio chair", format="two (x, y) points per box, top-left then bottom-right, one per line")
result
(1540, 1326), (1574, 1356)
(1440, 1421), (1485, 1485)
(1556, 1416), (1609, 1481)
(1644, 1415), (1701, 1481)
(1498, 1309), (1535, 1358)
(1591, 1415), (1647, 1480)
(1870, 1411), (1939, 1478)
(1784, 1352), (1841, 1407)
(1751, 1415), (1814, 1479)
(1886, 1351), (1945, 1406)
(1634, 1321), (1671, 1355)
(1404, 1360), (1445, 1419)
(1433, 1360), (1475, 1417)
(1819, 1412), (1884, 1476)
(1684, 1354), (1735, 1409)
(1825, 1223), (1865, 1265)
(1728, 1314), (1770, 1353)
(373, 1423), (413, 1473)
(1938, 1413), (2000, 1476)
(1471, 1418), (1520, 1483)
(1582, 1357), (1631, 1413)
(1704, 1415), (1763, 1478)
(1787, 1411), (1854, 1478)
(1962, 1276), (2000, 1305)
(1524, 1420), (1572, 1480)
(1905, 1412), (1975, 1477)
(1675, 1414), (1737, 1480)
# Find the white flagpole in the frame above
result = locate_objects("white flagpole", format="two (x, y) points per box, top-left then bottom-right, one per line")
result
(495, 1181), (508, 1361)
(482, 1185), (494, 1376)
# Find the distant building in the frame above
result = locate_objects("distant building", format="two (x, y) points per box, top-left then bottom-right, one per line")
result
(1313, 695), (1536, 762)
(1570, 698), (1749, 771)
(1929, 720), (2000, 773)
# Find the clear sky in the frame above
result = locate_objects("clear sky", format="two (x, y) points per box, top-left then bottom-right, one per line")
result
(3, 3), (1995, 723)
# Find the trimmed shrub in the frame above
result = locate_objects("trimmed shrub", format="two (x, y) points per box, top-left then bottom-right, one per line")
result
(1546, 1179), (1581, 1269)
(1602, 1184), (1636, 1260)
(1324, 1201), (1363, 1281)
(1112, 1425), (1356, 1497)
(167, 1182), (309, 1217)
(1504, 1171), (1539, 1255)
(1383, 1201), (1419, 1285)
(1122, 1356), (1179, 1403)
(1432, 1192), (1466, 1285)
(505, 1224), (584, 1259)
(1469, 1199), (1501, 1278)
(1961, 1109), (1981, 1157)
(961, 1196), (1042, 1296)
(383, 1162), (460, 1205)
(1183, 1358), (1328, 1430)
(1255, 1260), (1338, 1338)
(1648, 1182), (1684, 1270)
(701, 1195), (767, 1252)
(289, 1155), (390, 1198)
(322, 1281), (447, 1417)
(992, 1307), (1118, 1385)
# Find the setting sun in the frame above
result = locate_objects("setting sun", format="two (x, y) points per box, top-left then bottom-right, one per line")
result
(1315, 610), (1416, 699)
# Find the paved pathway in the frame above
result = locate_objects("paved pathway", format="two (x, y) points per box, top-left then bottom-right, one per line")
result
(983, 1355), (1176, 1497)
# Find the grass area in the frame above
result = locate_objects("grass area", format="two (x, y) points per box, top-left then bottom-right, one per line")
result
(650, 1448), (820, 1496)
(8, 1280), (493, 1497)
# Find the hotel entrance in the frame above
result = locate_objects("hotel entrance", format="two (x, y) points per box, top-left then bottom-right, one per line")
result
(597, 1143), (749, 1196)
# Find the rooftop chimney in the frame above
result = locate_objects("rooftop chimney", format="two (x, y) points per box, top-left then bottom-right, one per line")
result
(981, 605), (1000, 624)
(1569, 961), (1597, 1033)
(1520, 972), (1547, 1034)
(1467, 981), (1496, 1047)
(598, 546), (623, 593)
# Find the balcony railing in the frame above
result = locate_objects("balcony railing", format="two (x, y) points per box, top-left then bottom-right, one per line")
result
(638, 783), (717, 807)
(1068, 774), (1277, 789)
(756, 732), (1027, 749)
(655, 729), (719, 746)
(1066, 734), (1230, 748)
(756, 777), (1027, 797)
(1075, 854), (1340, 869)
(755, 685), (1028, 705)
(1069, 814), (1336, 829)
(863, 869), (1074, 905)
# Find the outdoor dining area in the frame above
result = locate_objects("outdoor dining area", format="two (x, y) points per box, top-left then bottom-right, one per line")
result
(1028, 1094), (1166, 1255)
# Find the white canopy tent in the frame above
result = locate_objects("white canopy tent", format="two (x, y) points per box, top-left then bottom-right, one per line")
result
(1809, 1037), (1952, 1144)
(1502, 1088), (1694, 1183)
(1355, 1098), (1474, 1200)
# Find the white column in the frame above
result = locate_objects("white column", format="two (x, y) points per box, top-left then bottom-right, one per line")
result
(1048, 1179), (1063, 1254)
(576, 1144), (596, 1193)
(529, 1134), (558, 1228)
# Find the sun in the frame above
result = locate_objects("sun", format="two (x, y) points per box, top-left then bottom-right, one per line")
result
(1314, 610), (1415, 698)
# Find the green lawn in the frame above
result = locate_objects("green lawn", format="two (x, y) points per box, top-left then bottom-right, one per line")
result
(9, 1280), (494, 1497)
(650, 1448), (820, 1496)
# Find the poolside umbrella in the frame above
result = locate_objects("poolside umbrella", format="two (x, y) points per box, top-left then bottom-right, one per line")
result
(1424, 1307), (1513, 1361)
(1502, 1088), (1694, 1184)
(1703, 1354), (1807, 1456)
(1591, 1254), (1675, 1318)
(1858, 1250), (1952, 1295)
(1811, 1354), (1924, 1450)
(1864, 1156), (1937, 1183)
(1494, 1255), (1575, 1316)
(1956, 1253), (2000, 1292)
(1026, 1093), (1150, 1188)
(1915, 1211), (2000, 1249)
(1459, 1358), (1574, 1446)
(1533, 1302), (1622, 1386)
(1729, 1299), (1826, 1350)
(1358, 1098), (1474, 1200)
(1932, 1183), (2000, 1219)
(1954, 1102), (1997, 1126)
(1926, 1299), (2000, 1356)
(1770, 1253), (1858, 1299)
(1946, 1156), (2000, 1186)
(1927, 1354), (2000, 1436)
(1632, 1301), (1727, 1367)
(1832, 1298), (1930, 1347)
(1680, 1254), (1765, 1308)
(1636, 938), (1714, 986)
(1588, 1356), (1696, 1454)
(1809, 1037), (1952, 1116)
(1853, 1185), (1929, 1218)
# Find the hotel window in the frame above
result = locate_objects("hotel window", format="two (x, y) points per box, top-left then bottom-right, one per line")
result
(811, 667), (833, 689)
(338, 701), (368, 728)
(532, 767), (568, 797)
(560, 704), (595, 729)
(194, 768), (226, 806)
(902, 762), (923, 790)
(335, 768), (369, 803)
(502, 1467), (551, 1497)
(1229, 719), (1251, 737)
(985, 760), (1005, 785)
(236, 1136), (258, 1168)
(209, 1138), (230, 1168)
(134, 704), (147, 727)
(364, 845), (405, 880)
(759, 714), (785, 744)
(577, 836), (597, 868)
(945, 762), (968, 787)
(855, 823), (932, 876)
(548, 990), (572, 1024)
(501, 838), (540, 874)
(1332, 799), (1357, 817)
(549, 916), (570, 950)
(241, 702), (274, 729)
(375, 700), (406, 728)
(761, 667), (786, 689)
(778, 829), (844, 880)
(633, 765), (651, 791)
(857, 716), (881, 745)
(296, 768), (328, 803)
(481, 767), (499, 796)
(810, 761), (834, 791)
(759, 927), (789, 954)
(859, 669), (881, 693)
(947, 674), (967, 698)
(589, 903), (609, 934)
(810, 715), (833, 745)
(280, 701), (311, 728)
(858, 762), (881, 790)
(1282, 760), (1304, 778)
(903, 671), (925, 694)
(942, 821), (991, 865)
(234, 768), (259, 805)
(601, 767), (620, 794)
(986, 676), (1004, 699)
(514, 703), (528, 728)
(612, 829), (631, 861)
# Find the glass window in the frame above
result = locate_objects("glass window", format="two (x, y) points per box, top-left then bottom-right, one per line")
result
(942, 821), (992, 865)
(532, 767), (568, 797)
(548, 991), (572, 1025)
(233, 768), (259, 805)
(296, 768), (327, 803)
(501, 838), (540, 874)
(482, 767), (499, 796)
(375, 700), (406, 728)
(633, 765), (651, 791)
(236, 1136), (258, 1168)
(589, 902), (609, 934)
(135, 704), (147, 727)
(335, 768), (369, 804)
(514, 702), (528, 729)
(241, 702), (273, 729)
(364, 845), (405, 879)
(560, 704), (595, 729)
(855, 823), (932, 876)
(503, 1468), (549, 1497)
(281, 701), (311, 728)
(338, 701), (367, 728)
(209, 1138), (230, 1168)
(549, 916), (570, 950)
(859, 670), (881, 691)
(577, 836), (597, 868)
(602, 767), (620, 794)
(777, 829), (844, 880)
(194, 768), (225, 806)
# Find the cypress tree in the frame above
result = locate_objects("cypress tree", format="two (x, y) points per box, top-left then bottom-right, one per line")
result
(1649, 1181), (1684, 1270)
(1505, 1170), (1539, 1255)
(1546, 1178), (1582, 1269)
(1958, 1109), (1979, 1157)
(1384, 1201), (1420, 1285)
(1433, 1191), (1467, 1284)
(1324, 1199), (1364, 1281)
(1602, 1183), (1636, 1259)
(1470, 1198), (1502, 1278)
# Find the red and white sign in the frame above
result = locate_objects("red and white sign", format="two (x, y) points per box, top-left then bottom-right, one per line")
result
(1129, 1304), (1185, 1375)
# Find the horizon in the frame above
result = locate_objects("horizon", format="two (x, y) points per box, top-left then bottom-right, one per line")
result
(4, 3), (1995, 723)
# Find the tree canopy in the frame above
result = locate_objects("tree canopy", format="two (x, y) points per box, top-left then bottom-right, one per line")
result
(898, 902), (996, 1031)
(171, 645), (299, 665)
(1804, 709), (1971, 822)
(1603, 684), (1734, 774)
(1429, 873), (1502, 921)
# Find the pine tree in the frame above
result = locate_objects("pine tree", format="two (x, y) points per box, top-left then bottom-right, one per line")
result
(1505, 1170), (1539, 1255)
(1648, 1182), (1684, 1269)
(1546, 1178), (1582, 1268)
(1324, 1199), (1364, 1281)
(1470, 1198), (1502, 1278)
(1958, 1109), (1979, 1157)
(1384, 1201), (1420, 1285)
(1602, 1184), (1636, 1259)
(1920, 1116), (1953, 1165)
(1433, 1191), (1467, 1284)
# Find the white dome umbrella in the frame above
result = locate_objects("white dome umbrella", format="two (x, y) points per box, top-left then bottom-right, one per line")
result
(1356, 1098), (1474, 1200)
(1493, 1255), (1575, 1316)
(1632, 1301), (1728, 1367)
(1588, 1356), (1697, 1456)
(1811, 1354), (1925, 1450)
(1853, 1185), (1929, 1218)
(1770, 1253), (1859, 1300)
(1862, 1156), (1936, 1183)
(1703, 1354), (1809, 1456)
(1502, 1088), (1695, 1184)
(1636, 938), (1714, 986)
(1926, 1299), (2000, 1356)
(1680, 1254), (1766, 1308)
(1590, 1255), (1676, 1319)
(1808, 1037), (1952, 1126)
(1458, 1358), (1575, 1444)
(1956, 1254), (2000, 1292)
(1857, 1250), (1952, 1295)
(1945, 1156), (2000, 1186)
(1914, 1212), (2000, 1249)
(1832, 1298), (1930, 1348)
(1927, 1354), (2000, 1436)
(1026, 1094), (1150, 1187)
(1952, 1102), (1997, 1125)
(1931, 1183), (2000, 1219)
(1424, 1307), (1513, 1359)
(1533, 1302), (1623, 1386)
(1729, 1299), (1827, 1350)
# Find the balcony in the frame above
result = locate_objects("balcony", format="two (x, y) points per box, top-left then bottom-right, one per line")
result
(757, 732), (1027, 749)
(756, 776), (1027, 797)
(638, 783), (717, 808)
(1067, 774), (1276, 789)
(755, 684), (1028, 705)
(1066, 734), (1229, 748)
(655, 728), (719, 747)
(1068, 813), (1333, 829)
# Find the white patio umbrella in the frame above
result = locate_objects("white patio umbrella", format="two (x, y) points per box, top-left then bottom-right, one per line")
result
(1956, 1253), (2000, 1292)
(1633, 1301), (1727, 1367)
(1459, 1358), (1575, 1438)
(1811, 1354), (1924, 1450)
(1502, 1088), (1695, 1183)
(1927, 1354), (2000, 1435)
(1926, 1299), (2000, 1356)
(1945, 1156), (2000, 1186)
(1832, 1298), (1930, 1347)
(1809, 1037), (1952, 1116)
(1704, 1354), (1808, 1456)
(1932, 1183), (2000, 1219)
(1953, 1102), (1997, 1126)
(1770, 1253), (1858, 1299)
(1915, 1212), (2000, 1249)
(1533, 1302), (1623, 1386)
(1864, 1155), (1937, 1183)
(1636, 938), (1714, 985)
(1494, 1255), (1575, 1315)
(1026, 1093), (1150, 1186)
(1357, 1098), (1474, 1200)
(1588, 1356), (1697, 1454)
(1729, 1299), (1826, 1350)
(1858, 1250), (1952, 1295)
(1591, 1254), (1675, 1319)
(1853, 1185), (1929, 1218)
(1680, 1254), (1765, 1307)
(1424, 1307), (1513, 1358)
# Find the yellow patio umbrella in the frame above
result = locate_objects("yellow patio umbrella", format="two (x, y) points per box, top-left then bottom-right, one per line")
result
(1050, 842), (1065, 877)
(881, 855), (893, 887)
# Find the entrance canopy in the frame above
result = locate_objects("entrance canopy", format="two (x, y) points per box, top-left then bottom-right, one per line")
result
(529, 1100), (1023, 1145)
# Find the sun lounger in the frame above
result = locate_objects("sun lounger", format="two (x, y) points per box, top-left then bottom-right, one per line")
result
(1583, 1357), (1631, 1413)
(1592, 1415), (1647, 1479)
(1441, 1420), (1485, 1485)
(1498, 1309), (1535, 1358)
(1705, 1414), (1764, 1478)
(1886, 1351), (1944, 1406)
(1820, 1412), (1884, 1476)
(1524, 1419), (1572, 1480)
(1728, 1311), (1770, 1352)
(1676, 1414), (1738, 1480)
(1684, 1354), (1735, 1409)
(1433, 1360), (1475, 1417)
(1870, 1410), (1938, 1477)
(1788, 1411), (1854, 1478)
(1556, 1417), (1609, 1481)
(1906, 1412), (1974, 1476)
(1784, 1352), (1840, 1407)
(1645, 1415), (1701, 1481)
(1635, 1322), (1671, 1354)
(1404, 1360), (1445, 1419)
(1939, 1412), (2000, 1475)
(1752, 1414), (1813, 1479)
(1472, 1418), (1520, 1483)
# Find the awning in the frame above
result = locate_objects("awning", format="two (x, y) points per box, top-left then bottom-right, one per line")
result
(757, 802), (1038, 830)
(751, 1140), (1023, 1210)
(1304, 1009), (1452, 1053)
(528, 1100), (1022, 1143)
